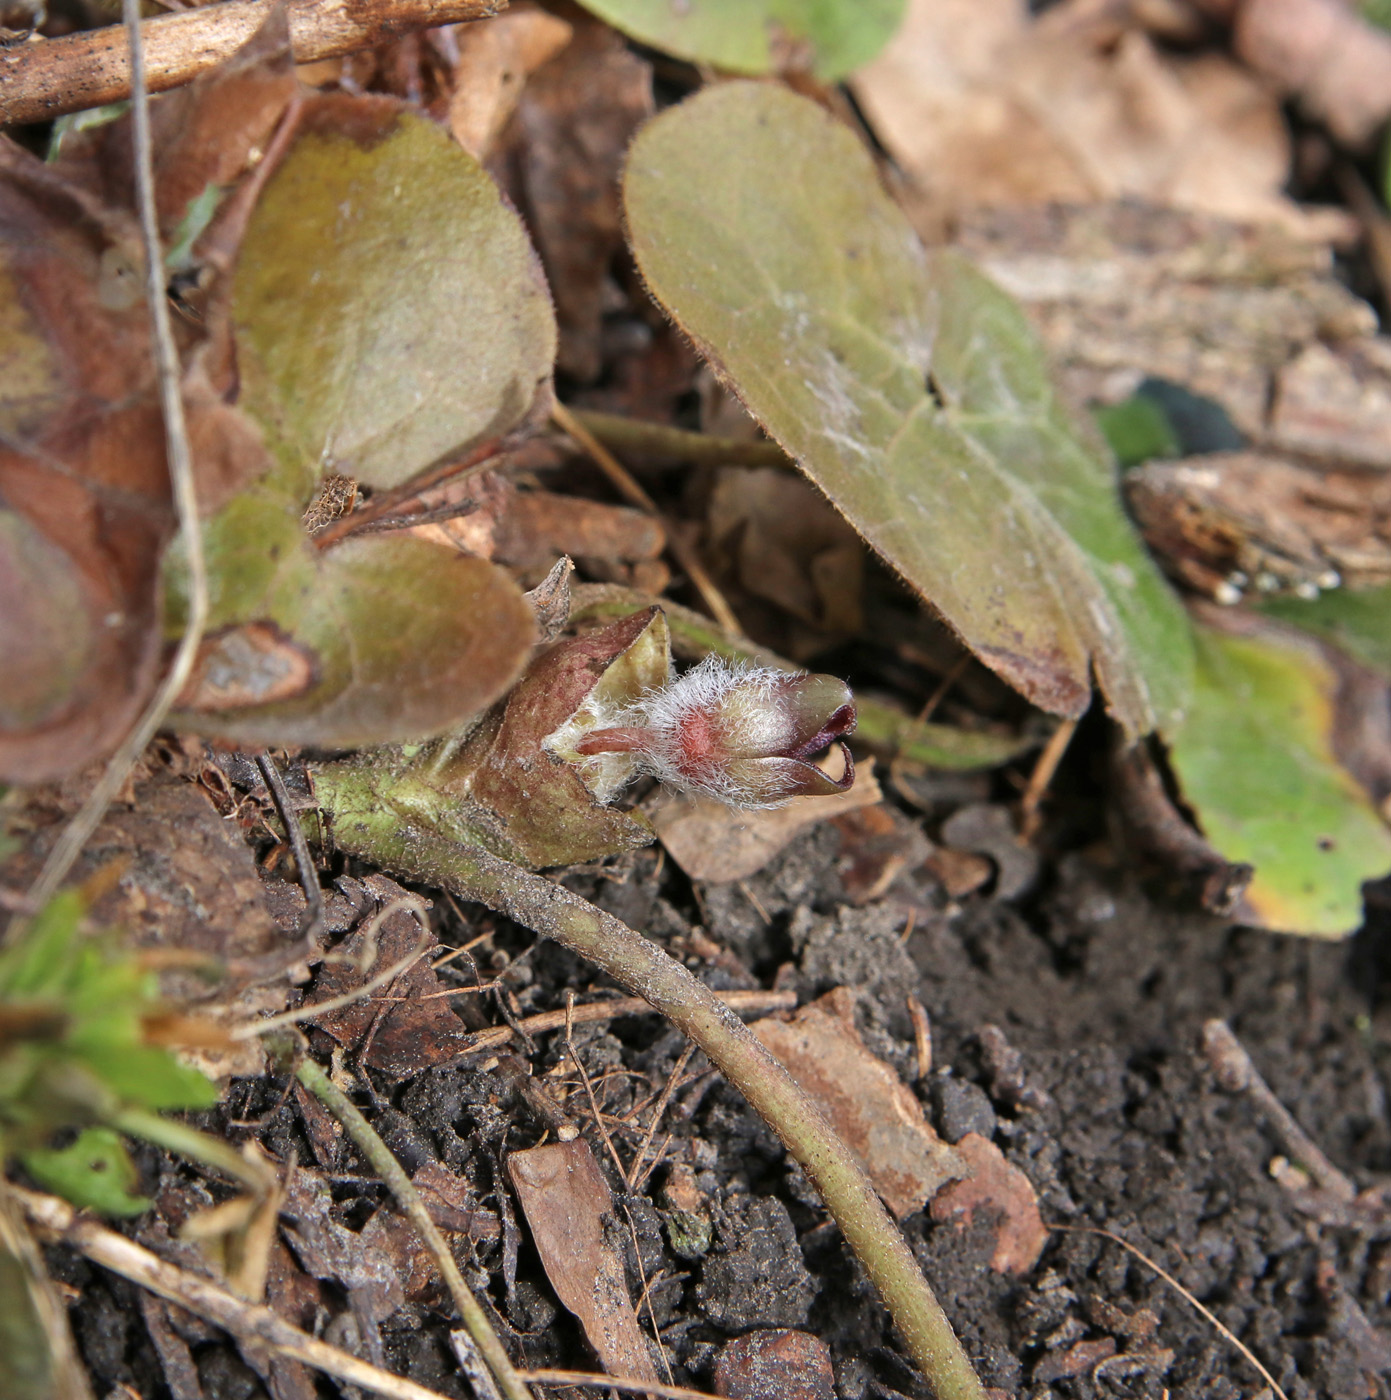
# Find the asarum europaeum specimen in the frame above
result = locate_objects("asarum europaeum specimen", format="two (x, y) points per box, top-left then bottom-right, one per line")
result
(565, 654), (856, 809)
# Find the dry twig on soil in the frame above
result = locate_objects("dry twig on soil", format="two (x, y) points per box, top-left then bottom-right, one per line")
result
(14, 1185), (466, 1400)
(0, 0), (505, 126)
(285, 1046), (535, 1400)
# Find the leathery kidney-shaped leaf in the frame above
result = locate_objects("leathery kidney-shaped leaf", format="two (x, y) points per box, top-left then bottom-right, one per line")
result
(623, 83), (1193, 736)
(173, 531), (535, 748)
(1168, 621), (1391, 938)
(233, 94), (556, 495)
(167, 93), (551, 744)
(574, 0), (906, 81)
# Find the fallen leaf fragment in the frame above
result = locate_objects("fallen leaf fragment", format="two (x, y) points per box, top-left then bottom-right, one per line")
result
(1126, 453), (1391, 602)
(304, 876), (474, 1077)
(708, 467), (865, 639)
(447, 9), (574, 159)
(1222, 0), (1391, 145)
(752, 989), (966, 1219)
(653, 756), (881, 884)
(1032, 1336), (1118, 1383)
(280, 1169), (404, 1333)
(831, 802), (932, 905)
(852, 0), (1323, 232)
(507, 1138), (658, 1382)
(955, 201), (1374, 443)
(928, 1131), (1048, 1275)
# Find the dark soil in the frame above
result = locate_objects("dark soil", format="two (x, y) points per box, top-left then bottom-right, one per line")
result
(48, 786), (1391, 1400)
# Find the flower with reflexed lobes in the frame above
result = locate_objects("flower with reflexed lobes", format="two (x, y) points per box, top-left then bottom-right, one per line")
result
(572, 655), (856, 809)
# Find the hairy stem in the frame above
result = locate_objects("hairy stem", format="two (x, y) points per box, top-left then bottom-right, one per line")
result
(322, 816), (986, 1400)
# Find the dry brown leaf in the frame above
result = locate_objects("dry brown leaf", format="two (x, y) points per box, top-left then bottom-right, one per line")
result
(305, 877), (474, 1077)
(447, 7), (574, 159)
(0, 21), (288, 782)
(852, 0), (1333, 234)
(1270, 340), (1391, 471)
(652, 754), (881, 885)
(830, 803), (933, 906)
(752, 988), (966, 1220)
(51, 5), (297, 243)
(928, 1131), (1048, 1275)
(507, 1138), (658, 1382)
(707, 467), (864, 645)
(1127, 452), (1391, 601)
(1222, 0), (1391, 146)
(493, 13), (653, 380)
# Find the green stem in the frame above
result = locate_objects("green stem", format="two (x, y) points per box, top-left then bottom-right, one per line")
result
(110, 1107), (274, 1197)
(324, 820), (986, 1400)
(289, 1052), (534, 1400)
(567, 409), (793, 469)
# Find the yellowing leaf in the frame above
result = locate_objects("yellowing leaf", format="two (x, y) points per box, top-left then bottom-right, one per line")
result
(1260, 584), (1391, 679)
(1168, 624), (1391, 937)
(623, 83), (1192, 736)
(575, 0), (906, 81)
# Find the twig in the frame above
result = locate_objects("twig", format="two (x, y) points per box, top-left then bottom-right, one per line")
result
(518, 1370), (720, 1400)
(628, 1045), (693, 1192)
(551, 402), (744, 637)
(1049, 1223), (1290, 1400)
(0, 1183), (93, 1400)
(564, 992), (629, 1185)
(12, 1184), (465, 1400)
(287, 1049), (535, 1400)
(907, 995), (933, 1081)
(455, 988), (797, 1054)
(1017, 717), (1076, 840)
(316, 820), (989, 1400)
(0, 0), (505, 126)
(1200, 1018), (1357, 1204)
(566, 410), (793, 470)
(255, 752), (324, 949)
(26, 0), (208, 910)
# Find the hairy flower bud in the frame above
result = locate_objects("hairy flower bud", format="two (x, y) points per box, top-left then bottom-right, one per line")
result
(570, 656), (856, 809)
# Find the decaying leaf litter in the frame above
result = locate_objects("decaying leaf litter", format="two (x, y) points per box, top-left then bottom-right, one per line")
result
(4, 0), (1391, 1396)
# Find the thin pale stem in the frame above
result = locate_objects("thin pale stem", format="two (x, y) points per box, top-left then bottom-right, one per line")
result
(28, 0), (208, 908)
(289, 1051), (535, 1400)
(321, 820), (986, 1400)
(552, 402), (743, 637)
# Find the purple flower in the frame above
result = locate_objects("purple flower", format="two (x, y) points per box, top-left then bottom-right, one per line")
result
(573, 656), (856, 808)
